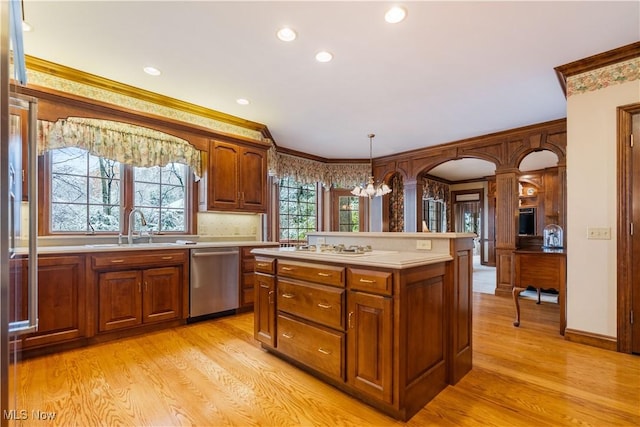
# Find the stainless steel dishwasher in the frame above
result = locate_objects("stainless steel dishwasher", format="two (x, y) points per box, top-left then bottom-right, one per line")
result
(189, 247), (239, 319)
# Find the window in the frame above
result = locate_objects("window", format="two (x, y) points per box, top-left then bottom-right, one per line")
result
(338, 196), (360, 232)
(50, 147), (121, 232)
(423, 199), (447, 232)
(134, 164), (188, 232)
(48, 148), (189, 234)
(278, 176), (317, 244)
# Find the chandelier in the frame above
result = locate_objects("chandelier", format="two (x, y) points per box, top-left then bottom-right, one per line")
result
(351, 133), (392, 198)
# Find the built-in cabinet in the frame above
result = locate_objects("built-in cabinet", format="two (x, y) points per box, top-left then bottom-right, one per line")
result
(201, 140), (268, 213)
(14, 255), (87, 350)
(253, 250), (473, 421)
(91, 250), (187, 333)
(240, 245), (279, 310)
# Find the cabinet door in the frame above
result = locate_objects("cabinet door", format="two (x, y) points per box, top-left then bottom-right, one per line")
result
(142, 266), (181, 324)
(347, 291), (393, 404)
(210, 140), (240, 209)
(23, 255), (87, 348)
(239, 147), (267, 211)
(8, 257), (28, 324)
(254, 272), (276, 347)
(98, 270), (142, 332)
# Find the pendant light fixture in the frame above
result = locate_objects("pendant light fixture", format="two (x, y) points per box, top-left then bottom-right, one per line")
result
(351, 133), (392, 198)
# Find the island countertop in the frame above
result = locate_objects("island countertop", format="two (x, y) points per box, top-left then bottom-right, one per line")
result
(250, 246), (452, 269)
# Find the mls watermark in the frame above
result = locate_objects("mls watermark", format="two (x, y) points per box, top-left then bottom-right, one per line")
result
(4, 409), (57, 421)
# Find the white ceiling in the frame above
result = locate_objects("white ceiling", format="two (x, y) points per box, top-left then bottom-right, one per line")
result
(21, 1), (640, 180)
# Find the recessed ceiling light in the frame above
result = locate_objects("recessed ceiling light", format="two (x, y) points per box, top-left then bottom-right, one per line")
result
(22, 21), (32, 32)
(315, 51), (333, 63)
(143, 66), (161, 76)
(276, 27), (297, 42)
(385, 6), (407, 24)
(236, 98), (250, 105)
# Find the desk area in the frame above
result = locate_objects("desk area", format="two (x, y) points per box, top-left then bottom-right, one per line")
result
(512, 248), (567, 335)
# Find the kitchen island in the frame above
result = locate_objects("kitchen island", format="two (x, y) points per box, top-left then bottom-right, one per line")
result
(251, 232), (474, 421)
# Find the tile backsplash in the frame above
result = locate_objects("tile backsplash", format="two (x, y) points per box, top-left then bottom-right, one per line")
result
(197, 212), (262, 239)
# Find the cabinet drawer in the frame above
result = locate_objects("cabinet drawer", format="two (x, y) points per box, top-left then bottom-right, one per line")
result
(254, 257), (276, 274)
(347, 268), (393, 295)
(277, 314), (344, 380)
(92, 250), (186, 270)
(278, 260), (345, 287)
(278, 279), (344, 330)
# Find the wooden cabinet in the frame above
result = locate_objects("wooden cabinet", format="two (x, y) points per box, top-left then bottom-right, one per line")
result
(240, 245), (279, 310)
(254, 266), (276, 347)
(91, 250), (187, 334)
(254, 253), (463, 421)
(22, 255), (87, 349)
(201, 140), (268, 212)
(346, 289), (392, 403)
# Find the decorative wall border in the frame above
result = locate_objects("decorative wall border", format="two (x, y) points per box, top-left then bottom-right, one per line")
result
(566, 57), (639, 97)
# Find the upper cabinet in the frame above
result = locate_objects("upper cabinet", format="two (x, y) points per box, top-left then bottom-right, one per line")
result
(200, 139), (268, 213)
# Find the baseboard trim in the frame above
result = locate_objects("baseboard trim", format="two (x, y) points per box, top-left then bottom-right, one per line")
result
(564, 328), (617, 352)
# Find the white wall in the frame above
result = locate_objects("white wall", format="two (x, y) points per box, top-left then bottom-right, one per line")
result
(566, 78), (640, 337)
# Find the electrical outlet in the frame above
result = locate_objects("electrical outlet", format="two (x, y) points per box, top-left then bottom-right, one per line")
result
(316, 237), (326, 244)
(416, 240), (432, 250)
(587, 227), (611, 240)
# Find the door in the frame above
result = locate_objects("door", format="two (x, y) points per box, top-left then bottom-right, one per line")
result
(210, 140), (240, 209)
(632, 113), (640, 354)
(452, 190), (483, 259)
(254, 272), (276, 347)
(346, 291), (393, 404)
(143, 266), (181, 324)
(331, 189), (366, 232)
(239, 147), (267, 211)
(98, 270), (143, 332)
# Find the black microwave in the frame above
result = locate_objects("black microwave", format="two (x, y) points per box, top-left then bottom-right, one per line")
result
(518, 208), (536, 236)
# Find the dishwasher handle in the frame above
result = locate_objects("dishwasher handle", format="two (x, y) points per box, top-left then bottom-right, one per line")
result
(192, 250), (239, 258)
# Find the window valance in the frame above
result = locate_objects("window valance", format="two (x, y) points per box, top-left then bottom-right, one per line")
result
(268, 146), (372, 189)
(38, 117), (202, 179)
(422, 177), (450, 202)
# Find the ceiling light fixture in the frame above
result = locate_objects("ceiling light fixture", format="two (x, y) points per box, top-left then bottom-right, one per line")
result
(385, 6), (407, 24)
(276, 27), (297, 42)
(236, 98), (250, 105)
(315, 51), (333, 63)
(143, 66), (161, 76)
(351, 134), (392, 198)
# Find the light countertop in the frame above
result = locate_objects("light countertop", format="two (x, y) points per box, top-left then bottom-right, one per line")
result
(251, 247), (452, 269)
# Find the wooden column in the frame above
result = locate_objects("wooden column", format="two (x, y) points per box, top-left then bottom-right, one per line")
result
(494, 170), (519, 296)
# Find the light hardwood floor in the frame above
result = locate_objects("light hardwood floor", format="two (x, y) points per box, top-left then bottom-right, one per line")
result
(12, 293), (640, 426)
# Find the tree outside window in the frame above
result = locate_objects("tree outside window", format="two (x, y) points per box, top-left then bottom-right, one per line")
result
(133, 163), (187, 232)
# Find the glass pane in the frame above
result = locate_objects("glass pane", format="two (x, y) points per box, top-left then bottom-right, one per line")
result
(161, 185), (185, 207)
(51, 203), (86, 232)
(51, 147), (87, 176)
(89, 157), (120, 179)
(161, 209), (184, 232)
(135, 182), (161, 206)
(51, 174), (86, 203)
(162, 163), (187, 185)
(134, 166), (160, 183)
(89, 205), (120, 231)
(89, 177), (120, 205)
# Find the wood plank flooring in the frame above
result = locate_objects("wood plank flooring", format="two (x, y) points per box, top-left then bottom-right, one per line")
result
(11, 293), (640, 426)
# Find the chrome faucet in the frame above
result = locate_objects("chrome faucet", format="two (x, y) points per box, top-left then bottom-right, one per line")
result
(127, 208), (147, 245)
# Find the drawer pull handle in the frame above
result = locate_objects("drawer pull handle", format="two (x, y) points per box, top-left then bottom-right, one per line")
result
(282, 293), (295, 299)
(317, 303), (332, 309)
(348, 311), (354, 329)
(268, 290), (274, 304)
(257, 263), (269, 267)
(359, 278), (375, 283)
(317, 348), (331, 355)
(111, 259), (125, 263)
(317, 272), (330, 277)
(161, 256), (173, 260)
(281, 267), (294, 271)
(282, 332), (294, 339)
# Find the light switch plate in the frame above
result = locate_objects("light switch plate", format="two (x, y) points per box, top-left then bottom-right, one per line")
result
(587, 227), (611, 240)
(416, 240), (432, 250)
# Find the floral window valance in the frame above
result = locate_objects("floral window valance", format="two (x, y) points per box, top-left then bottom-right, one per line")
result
(38, 117), (202, 179)
(422, 177), (450, 202)
(268, 145), (372, 189)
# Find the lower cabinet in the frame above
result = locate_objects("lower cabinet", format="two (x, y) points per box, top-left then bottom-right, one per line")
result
(21, 255), (87, 350)
(255, 256), (455, 421)
(92, 250), (187, 334)
(98, 266), (181, 332)
(346, 290), (393, 403)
